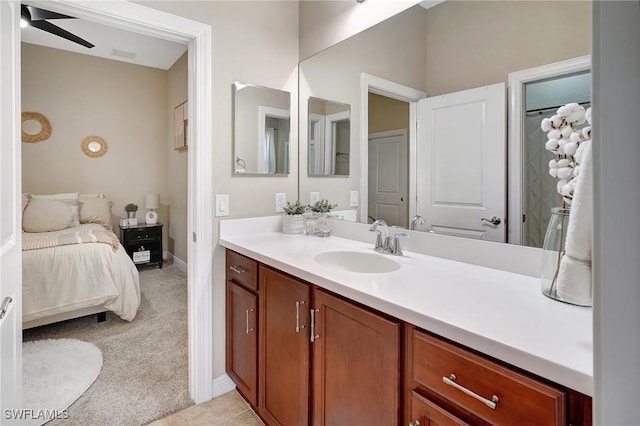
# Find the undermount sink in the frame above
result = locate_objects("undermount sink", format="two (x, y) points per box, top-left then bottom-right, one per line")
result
(313, 250), (400, 273)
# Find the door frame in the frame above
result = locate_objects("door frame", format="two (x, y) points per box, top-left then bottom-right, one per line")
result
(507, 55), (591, 245)
(16, 0), (214, 403)
(359, 73), (426, 223)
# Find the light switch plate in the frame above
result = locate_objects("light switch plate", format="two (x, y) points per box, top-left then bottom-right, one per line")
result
(275, 193), (286, 212)
(310, 192), (320, 204)
(215, 194), (229, 217)
(350, 190), (359, 207)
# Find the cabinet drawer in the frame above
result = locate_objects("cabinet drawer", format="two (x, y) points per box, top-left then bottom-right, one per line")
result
(410, 390), (471, 426)
(226, 250), (258, 291)
(412, 329), (566, 426)
(124, 226), (161, 243)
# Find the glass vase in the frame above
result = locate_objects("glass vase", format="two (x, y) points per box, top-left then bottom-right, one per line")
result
(540, 207), (570, 302)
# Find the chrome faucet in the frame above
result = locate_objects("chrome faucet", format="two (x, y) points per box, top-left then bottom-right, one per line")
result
(369, 219), (390, 252)
(410, 215), (426, 231)
(369, 220), (409, 255)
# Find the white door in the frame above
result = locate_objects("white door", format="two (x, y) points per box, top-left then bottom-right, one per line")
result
(368, 130), (408, 227)
(0, 0), (23, 419)
(416, 83), (506, 242)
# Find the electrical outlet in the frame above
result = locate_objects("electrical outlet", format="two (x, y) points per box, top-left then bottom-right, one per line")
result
(350, 190), (359, 207)
(310, 192), (320, 204)
(215, 194), (229, 217)
(275, 193), (286, 212)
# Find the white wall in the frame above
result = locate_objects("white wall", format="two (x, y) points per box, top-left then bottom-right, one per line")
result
(592, 1), (640, 423)
(139, 0), (299, 380)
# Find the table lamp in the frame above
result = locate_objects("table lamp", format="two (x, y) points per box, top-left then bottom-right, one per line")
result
(144, 193), (160, 224)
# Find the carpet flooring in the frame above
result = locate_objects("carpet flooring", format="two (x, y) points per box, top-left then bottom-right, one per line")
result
(23, 264), (193, 426)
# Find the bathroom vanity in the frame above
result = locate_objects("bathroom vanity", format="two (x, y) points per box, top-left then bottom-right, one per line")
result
(221, 218), (593, 425)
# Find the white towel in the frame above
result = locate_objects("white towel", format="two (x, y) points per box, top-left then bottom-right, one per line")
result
(557, 140), (593, 305)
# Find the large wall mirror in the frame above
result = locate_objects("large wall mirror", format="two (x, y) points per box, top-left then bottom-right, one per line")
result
(308, 97), (350, 176)
(233, 81), (291, 175)
(298, 1), (591, 246)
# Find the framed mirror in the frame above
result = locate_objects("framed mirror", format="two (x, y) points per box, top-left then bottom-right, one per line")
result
(298, 1), (591, 245)
(308, 97), (350, 176)
(81, 135), (108, 158)
(233, 81), (291, 175)
(21, 112), (52, 143)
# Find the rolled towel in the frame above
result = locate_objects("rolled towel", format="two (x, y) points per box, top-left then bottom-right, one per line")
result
(557, 140), (593, 305)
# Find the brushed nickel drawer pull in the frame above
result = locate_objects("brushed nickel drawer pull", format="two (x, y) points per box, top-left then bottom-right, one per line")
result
(443, 374), (499, 409)
(229, 265), (246, 274)
(310, 308), (319, 343)
(245, 308), (254, 334)
(295, 300), (305, 333)
(0, 297), (12, 320)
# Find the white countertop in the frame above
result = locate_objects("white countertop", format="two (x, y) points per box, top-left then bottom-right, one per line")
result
(219, 230), (593, 396)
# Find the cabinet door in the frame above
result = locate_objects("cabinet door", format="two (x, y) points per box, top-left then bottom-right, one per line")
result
(409, 391), (471, 426)
(259, 266), (310, 426)
(312, 288), (401, 426)
(226, 281), (258, 406)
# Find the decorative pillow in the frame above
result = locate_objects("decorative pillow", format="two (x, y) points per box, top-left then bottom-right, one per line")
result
(22, 193), (31, 212)
(31, 192), (80, 227)
(79, 197), (113, 229)
(22, 199), (72, 233)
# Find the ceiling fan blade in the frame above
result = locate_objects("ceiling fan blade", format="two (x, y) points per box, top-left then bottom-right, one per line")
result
(29, 20), (94, 49)
(23, 5), (75, 21)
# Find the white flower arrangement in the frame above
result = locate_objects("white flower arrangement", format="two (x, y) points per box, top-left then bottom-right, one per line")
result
(541, 103), (592, 206)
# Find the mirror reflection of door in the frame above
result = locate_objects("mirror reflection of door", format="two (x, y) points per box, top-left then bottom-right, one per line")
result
(308, 97), (350, 176)
(367, 93), (409, 227)
(522, 71), (591, 248)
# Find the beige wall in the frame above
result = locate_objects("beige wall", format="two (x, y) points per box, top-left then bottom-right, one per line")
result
(21, 43), (174, 254)
(167, 53), (188, 263)
(299, 0), (421, 60)
(368, 93), (409, 135)
(138, 0), (299, 380)
(425, 1), (591, 96)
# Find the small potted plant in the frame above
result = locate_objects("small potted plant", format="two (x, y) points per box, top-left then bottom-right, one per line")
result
(282, 201), (308, 234)
(310, 198), (338, 237)
(124, 203), (138, 219)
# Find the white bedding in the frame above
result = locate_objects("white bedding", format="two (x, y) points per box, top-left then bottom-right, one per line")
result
(22, 224), (141, 323)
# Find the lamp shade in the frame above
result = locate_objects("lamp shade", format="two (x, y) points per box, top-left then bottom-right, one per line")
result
(144, 193), (160, 210)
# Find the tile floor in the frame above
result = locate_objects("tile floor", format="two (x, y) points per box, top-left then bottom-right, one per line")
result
(148, 390), (264, 426)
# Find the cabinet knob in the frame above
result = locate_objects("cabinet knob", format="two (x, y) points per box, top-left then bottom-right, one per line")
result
(409, 421), (420, 426)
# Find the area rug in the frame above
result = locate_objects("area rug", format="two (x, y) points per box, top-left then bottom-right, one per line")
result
(22, 264), (192, 426)
(22, 338), (102, 426)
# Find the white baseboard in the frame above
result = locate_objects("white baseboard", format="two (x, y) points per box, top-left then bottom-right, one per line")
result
(166, 252), (188, 273)
(212, 374), (236, 398)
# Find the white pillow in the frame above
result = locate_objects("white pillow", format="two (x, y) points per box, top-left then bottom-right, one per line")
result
(31, 192), (79, 227)
(79, 198), (113, 229)
(22, 199), (72, 233)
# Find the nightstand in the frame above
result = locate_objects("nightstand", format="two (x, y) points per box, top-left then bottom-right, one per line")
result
(119, 223), (163, 268)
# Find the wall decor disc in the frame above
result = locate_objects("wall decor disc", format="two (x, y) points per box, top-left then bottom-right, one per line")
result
(21, 112), (52, 143)
(81, 135), (108, 158)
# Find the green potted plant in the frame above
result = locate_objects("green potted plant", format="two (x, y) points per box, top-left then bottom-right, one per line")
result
(282, 201), (308, 234)
(124, 203), (138, 219)
(310, 198), (338, 214)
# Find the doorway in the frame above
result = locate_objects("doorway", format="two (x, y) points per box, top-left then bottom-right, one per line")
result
(1, 0), (214, 406)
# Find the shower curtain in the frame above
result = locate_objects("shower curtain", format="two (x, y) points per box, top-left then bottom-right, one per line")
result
(264, 127), (276, 174)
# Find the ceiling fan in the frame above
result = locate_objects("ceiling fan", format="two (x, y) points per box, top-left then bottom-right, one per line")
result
(21, 4), (94, 49)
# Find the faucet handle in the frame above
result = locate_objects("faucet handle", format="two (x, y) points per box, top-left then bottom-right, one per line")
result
(372, 230), (385, 251)
(390, 233), (409, 255)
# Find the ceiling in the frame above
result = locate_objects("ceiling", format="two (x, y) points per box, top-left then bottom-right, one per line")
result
(21, 5), (187, 70)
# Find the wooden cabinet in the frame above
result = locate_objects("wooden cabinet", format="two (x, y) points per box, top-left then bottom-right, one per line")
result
(312, 288), (401, 426)
(410, 390), (471, 426)
(405, 326), (568, 426)
(259, 265), (310, 426)
(226, 252), (259, 406)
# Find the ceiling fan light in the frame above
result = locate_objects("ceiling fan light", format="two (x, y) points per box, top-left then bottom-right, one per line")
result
(20, 18), (29, 28)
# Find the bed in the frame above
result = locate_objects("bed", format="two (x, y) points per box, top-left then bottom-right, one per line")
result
(21, 193), (141, 329)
